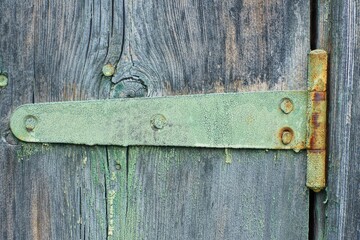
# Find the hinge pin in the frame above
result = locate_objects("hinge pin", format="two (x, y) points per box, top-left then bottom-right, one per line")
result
(306, 49), (328, 192)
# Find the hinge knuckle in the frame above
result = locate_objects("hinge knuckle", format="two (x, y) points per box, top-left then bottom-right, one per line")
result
(306, 49), (328, 192)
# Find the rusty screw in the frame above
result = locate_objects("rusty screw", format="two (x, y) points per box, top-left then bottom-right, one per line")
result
(25, 116), (38, 132)
(280, 98), (294, 114)
(102, 64), (115, 77)
(151, 114), (167, 130)
(281, 130), (293, 145)
(0, 74), (8, 87)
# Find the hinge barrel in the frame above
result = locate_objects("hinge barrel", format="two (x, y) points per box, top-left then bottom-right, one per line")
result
(306, 50), (328, 192)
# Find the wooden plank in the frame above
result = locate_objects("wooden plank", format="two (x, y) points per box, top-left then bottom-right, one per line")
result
(325, 0), (360, 239)
(0, 0), (313, 239)
(116, 0), (310, 94)
(125, 147), (308, 239)
(0, 144), (114, 239)
(0, 0), (124, 239)
(118, 0), (311, 238)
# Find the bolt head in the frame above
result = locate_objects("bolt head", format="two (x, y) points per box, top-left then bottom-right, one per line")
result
(102, 64), (115, 77)
(115, 163), (121, 170)
(0, 74), (8, 87)
(281, 130), (293, 145)
(280, 98), (294, 114)
(25, 116), (38, 131)
(151, 114), (167, 130)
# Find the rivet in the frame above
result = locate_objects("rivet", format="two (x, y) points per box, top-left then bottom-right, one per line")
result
(115, 163), (121, 170)
(0, 74), (8, 87)
(151, 114), (167, 130)
(280, 98), (293, 114)
(25, 116), (38, 132)
(102, 64), (115, 77)
(281, 130), (293, 145)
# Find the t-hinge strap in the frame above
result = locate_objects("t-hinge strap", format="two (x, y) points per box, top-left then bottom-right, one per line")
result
(9, 50), (327, 192)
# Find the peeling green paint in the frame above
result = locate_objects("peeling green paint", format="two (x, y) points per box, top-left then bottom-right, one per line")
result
(16, 143), (52, 161)
(225, 148), (232, 164)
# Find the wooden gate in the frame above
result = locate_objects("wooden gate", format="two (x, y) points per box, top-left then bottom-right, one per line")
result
(0, 0), (359, 239)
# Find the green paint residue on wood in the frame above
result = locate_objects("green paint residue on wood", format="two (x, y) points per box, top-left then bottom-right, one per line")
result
(225, 148), (232, 164)
(124, 150), (139, 239)
(16, 143), (52, 161)
(105, 147), (128, 240)
(107, 190), (116, 236)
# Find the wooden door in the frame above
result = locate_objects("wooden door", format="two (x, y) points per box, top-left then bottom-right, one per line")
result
(1, 0), (359, 239)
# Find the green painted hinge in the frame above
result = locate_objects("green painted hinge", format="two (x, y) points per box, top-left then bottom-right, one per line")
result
(10, 50), (327, 192)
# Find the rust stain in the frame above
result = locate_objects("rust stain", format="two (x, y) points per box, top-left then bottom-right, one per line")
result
(312, 91), (326, 102)
(307, 92), (327, 150)
(311, 113), (321, 128)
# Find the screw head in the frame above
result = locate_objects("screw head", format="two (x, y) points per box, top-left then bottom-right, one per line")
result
(102, 64), (115, 77)
(25, 116), (38, 132)
(115, 163), (121, 170)
(0, 74), (8, 87)
(280, 98), (294, 114)
(151, 114), (167, 130)
(281, 130), (293, 145)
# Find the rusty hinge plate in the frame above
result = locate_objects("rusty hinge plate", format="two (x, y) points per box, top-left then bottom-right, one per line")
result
(9, 50), (328, 192)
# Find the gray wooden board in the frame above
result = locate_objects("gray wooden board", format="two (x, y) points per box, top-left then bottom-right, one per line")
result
(0, 0), (125, 239)
(118, 0), (310, 239)
(0, 0), (311, 239)
(325, 0), (360, 239)
(0, 144), (117, 239)
(124, 147), (308, 239)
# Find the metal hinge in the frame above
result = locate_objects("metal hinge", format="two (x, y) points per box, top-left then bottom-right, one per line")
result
(9, 50), (327, 192)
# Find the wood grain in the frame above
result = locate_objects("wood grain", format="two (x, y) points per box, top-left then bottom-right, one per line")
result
(115, 0), (310, 95)
(125, 147), (308, 239)
(0, 0), (313, 239)
(118, 0), (311, 239)
(325, 0), (360, 239)
(0, 0), (124, 239)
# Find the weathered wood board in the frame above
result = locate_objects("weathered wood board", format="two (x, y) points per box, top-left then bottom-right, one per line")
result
(324, 0), (360, 239)
(119, 1), (310, 238)
(0, 1), (125, 239)
(0, 0), (313, 239)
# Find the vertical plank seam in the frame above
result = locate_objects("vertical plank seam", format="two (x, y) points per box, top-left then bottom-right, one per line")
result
(104, 146), (110, 239)
(124, 146), (130, 238)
